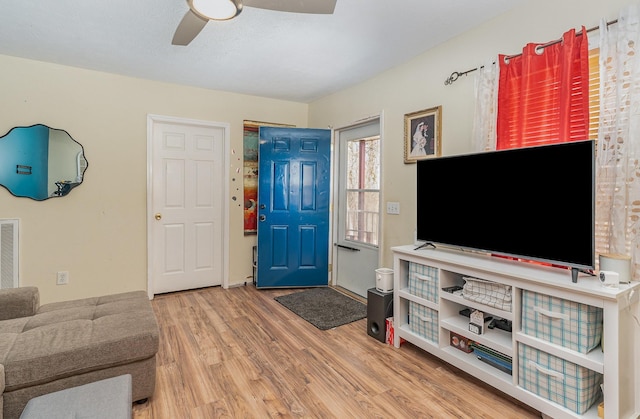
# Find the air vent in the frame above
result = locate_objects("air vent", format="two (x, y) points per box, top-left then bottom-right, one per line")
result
(0, 219), (19, 289)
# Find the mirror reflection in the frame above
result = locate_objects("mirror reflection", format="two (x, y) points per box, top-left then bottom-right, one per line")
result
(0, 124), (88, 200)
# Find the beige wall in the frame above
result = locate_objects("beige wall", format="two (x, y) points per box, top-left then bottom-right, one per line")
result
(308, 0), (632, 271)
(0, 55), (308, 304)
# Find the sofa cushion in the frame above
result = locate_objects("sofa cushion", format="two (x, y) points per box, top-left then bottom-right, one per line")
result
(0, 288), (39, 321)
(1, 291), (158, 392)
(0, 318), (30, 335)
(0, 319), (27, 368)
(22, 292), (153, 332)
(35, 291), (146, 314)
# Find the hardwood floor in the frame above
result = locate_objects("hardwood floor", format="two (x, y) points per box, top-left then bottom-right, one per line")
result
(133, 285), (540, 418)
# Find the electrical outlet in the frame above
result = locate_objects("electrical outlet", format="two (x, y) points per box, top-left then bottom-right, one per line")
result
(56, 271), (69, 285)
(386, 201), (400, 215)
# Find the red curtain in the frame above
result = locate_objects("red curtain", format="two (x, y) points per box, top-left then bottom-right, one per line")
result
(497, 27), (590, 149)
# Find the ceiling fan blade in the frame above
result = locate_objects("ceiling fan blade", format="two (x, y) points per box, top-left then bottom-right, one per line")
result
(242, 0), (337, 14)
(172, 10), (209, 46)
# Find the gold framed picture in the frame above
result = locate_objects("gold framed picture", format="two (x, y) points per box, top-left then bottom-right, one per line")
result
(404, 106), (442, 163)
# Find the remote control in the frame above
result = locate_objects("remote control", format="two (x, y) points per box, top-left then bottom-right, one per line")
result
(488, 318), (512, 332)
(442, 285), (463, 293)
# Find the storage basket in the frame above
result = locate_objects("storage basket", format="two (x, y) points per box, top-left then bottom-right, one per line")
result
(408, 262), (439, 302)
(462, 277), (512, 311)
(519, 344), (602, 414)
(521, 290), (603, 353)
(408, 301), (438, 343)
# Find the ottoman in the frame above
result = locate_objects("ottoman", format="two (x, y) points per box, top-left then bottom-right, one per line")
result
(19, 374), (132, 419)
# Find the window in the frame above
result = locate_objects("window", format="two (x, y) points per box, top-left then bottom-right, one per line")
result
(587, 48), (600, 141)
(494, 28), (591, 268)
(475, 24), (636, 275)
(344, 135), (380, 246)
(497, 28), (590, 149)
(588, 47), (611, 257)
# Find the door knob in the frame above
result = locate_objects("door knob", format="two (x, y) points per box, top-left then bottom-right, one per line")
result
(259, 204), (266, 209)
(155, 213), (162, 220)
(259, 215), (266, 222)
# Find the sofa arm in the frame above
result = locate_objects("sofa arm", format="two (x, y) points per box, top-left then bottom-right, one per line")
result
(0, 287), (39, 321)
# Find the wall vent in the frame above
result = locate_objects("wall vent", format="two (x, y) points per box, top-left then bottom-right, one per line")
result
(0, 219), (19, 289)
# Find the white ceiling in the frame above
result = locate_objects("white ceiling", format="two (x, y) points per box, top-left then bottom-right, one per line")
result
(0, 0), (524, 103)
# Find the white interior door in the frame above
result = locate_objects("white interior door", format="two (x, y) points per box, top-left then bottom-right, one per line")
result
(148, 116), (227, 295)
(333, 118), (381, 298)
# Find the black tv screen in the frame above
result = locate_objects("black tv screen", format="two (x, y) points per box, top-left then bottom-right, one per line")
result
(416, 140), (595, 270)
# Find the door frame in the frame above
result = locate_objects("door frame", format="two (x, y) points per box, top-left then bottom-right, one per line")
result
(146, 114), (231, 299)
(330, 112), (385, 290)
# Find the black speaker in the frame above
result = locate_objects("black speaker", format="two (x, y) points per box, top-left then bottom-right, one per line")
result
(367, 288), (394, 343)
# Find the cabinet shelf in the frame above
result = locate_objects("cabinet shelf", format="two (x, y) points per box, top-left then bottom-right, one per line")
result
(515, 332), (604, 373)
(392, 245), (640, 419)
(397, 288), (438, 311)
(439, 290), (513, 321)
(441, 315), (512, 355)
(397, 324), (439, 353)
(439, 346), (513, 386)
(517, 387), (602, 419)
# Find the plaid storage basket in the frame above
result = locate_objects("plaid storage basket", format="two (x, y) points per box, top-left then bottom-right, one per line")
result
(408, 262), (439, 302)
(519, 344), (602, 414)
(521, 290), (603, 353)
(409, 301), (438, 343)
(462, 277), (512, 312)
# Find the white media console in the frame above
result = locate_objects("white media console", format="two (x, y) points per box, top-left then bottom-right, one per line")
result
(392, 245), (640, 419)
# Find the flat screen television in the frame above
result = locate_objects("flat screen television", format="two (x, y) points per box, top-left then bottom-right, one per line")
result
(416, 140), (595, 281)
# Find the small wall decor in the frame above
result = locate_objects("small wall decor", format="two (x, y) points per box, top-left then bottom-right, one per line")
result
(404, 105), (442, 163)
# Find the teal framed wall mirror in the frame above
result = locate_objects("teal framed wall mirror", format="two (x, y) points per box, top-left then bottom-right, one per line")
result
(0, 124), (88, 200)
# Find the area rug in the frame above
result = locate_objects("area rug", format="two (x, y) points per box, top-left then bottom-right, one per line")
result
(275, 287), (367, 330)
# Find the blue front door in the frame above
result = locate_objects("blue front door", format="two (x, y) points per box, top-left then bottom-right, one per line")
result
(256, 127), (331, 288)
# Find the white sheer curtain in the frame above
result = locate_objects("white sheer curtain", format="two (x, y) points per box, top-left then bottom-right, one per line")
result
(472, 60), (499, 152)
(597, 5), (640, 281)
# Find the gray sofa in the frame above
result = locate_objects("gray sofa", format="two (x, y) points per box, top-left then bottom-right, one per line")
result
(0, 287), (159, 419)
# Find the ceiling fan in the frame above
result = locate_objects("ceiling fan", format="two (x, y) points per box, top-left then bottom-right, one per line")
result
(172, 0), (337, 46)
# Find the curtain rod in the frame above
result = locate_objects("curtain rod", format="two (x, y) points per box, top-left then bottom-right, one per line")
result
(444, 19), (618, 86)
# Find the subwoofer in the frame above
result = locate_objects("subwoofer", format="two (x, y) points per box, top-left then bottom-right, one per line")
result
(367, 288), (393, 343)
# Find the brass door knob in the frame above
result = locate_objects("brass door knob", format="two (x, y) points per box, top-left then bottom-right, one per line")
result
(155, 213), (162, 220)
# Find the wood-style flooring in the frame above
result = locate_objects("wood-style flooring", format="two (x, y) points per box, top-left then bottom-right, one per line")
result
(133, 285), (540, 418)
